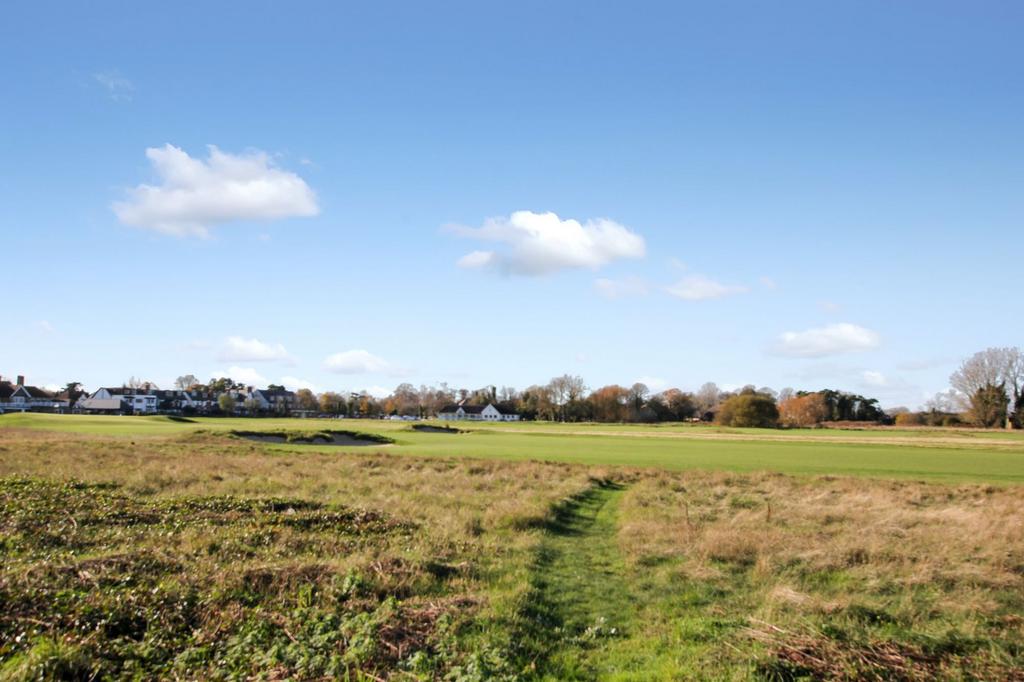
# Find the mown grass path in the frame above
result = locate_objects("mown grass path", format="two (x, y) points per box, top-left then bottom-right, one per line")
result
(526, 481), (636, 680)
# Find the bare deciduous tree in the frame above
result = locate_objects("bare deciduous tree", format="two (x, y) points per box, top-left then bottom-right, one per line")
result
(629, 382), (649, 412)
(695, 382), (720, 412)
(951, 347), (1023, 426)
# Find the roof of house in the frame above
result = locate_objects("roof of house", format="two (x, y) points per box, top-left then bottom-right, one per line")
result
(22, 385), (54, 399)
(0, 382), (15, 400)
(99, 387), (164, 397)
(438, 403), (489, 414)
(256, 388), (295, 398)
(80, 398), (125, 410)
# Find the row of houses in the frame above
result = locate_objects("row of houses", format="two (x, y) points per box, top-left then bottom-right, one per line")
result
(2, 375), (522, 421)
(78, 386), (299, 415)
(0, 376), (299, 416)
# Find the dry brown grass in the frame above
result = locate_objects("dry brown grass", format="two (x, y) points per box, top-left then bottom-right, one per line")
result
(617, 470), (1024, 677)
(620, 471), (1024, 590)
(0, 428), (592, 550)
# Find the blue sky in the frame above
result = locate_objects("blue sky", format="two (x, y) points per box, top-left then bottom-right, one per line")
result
(2, 1), (1021, 408)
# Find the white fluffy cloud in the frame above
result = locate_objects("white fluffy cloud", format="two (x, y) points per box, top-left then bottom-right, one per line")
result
(113, 144), (319, 237)
(218, 336), (292, 363)
(776, 323), (881, 358)
(665, 274), (748, 301)
(212, 366), (267, 385)
(453, 210), (645, 276)
(279, 376), (320, 392)
(324, 350), (391, 374)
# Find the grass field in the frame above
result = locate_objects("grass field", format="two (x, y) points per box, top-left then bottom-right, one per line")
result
(1, 413), (1022, 680)
(3, 413), (1024, 482)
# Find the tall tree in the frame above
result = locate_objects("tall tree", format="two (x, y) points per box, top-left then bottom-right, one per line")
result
(779, 392), (828, 427)
(628, 382), (649, 414)
(174, 374), (199, 390)
(295, 389), (318, 412)
(62, 382), (85, 403)
(951, 348), (1023, 426)
(969, 384), (1009, 428)
(951, 348), (1021, 404)
(661, 389), (697, 420)
(695, 382), (720, 413)
(319, 391), (346, 416)
(588, 385), (629, 422)
(547, 375), (587, 421)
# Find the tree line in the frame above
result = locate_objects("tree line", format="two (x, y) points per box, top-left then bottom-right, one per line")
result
(124, 345), (1024, 429)
(165, 373), (890, 426)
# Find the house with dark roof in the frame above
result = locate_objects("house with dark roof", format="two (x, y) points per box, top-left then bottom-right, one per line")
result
(247, 387), (298, 414)
(437, 402), (520, 422)
(0, 376), (67, 413)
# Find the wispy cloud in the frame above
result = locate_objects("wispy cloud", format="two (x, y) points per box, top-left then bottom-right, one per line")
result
(94, 70), (133, 101)
(451, 210), (645, 276)
(665, 274), (748, 301)
(593, 276), (648, 299)
(861, 370), (888, 387)
(212, 366), (267, 385)
(635, 376), (668, 391)
(324, 349), (391, 374)
(113, 144), (319, 237)
(774, 323), (881, 358)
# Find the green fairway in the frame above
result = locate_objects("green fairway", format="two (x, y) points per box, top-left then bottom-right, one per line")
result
(3, 412), (1023, 482)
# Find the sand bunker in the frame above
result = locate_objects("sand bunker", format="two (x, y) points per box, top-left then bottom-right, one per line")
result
(411, 424), (465, 434)
(233, 431), (390, 447)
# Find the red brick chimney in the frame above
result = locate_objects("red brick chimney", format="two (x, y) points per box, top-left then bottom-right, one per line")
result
(16, 375), (24, 386)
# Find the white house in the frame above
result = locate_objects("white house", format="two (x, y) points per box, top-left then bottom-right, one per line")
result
(77, 397), (126, 414)
(437, 403), (520, 422)
(85, 387), (158, 414)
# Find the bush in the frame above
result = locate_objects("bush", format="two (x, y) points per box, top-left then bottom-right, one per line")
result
(894, 412), (923, 426)
(717, 393), (779, 428)
(779, 393), (828, 427)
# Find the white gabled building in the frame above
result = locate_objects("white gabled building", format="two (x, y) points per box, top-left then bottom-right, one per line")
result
(0, 376), (66, 413)
(437, 402), (520, 422)
(84, 387), (158, 414)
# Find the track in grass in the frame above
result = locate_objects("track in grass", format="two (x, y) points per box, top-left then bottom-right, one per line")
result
(526, 480), (636, 680)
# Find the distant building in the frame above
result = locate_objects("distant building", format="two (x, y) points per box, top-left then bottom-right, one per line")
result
(247, 387), (298, 414)
(0, 375), (67, 413)
(77, 397), (128, 415)
(82, 387), (158, 414)
(437, 402), (520, 422)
